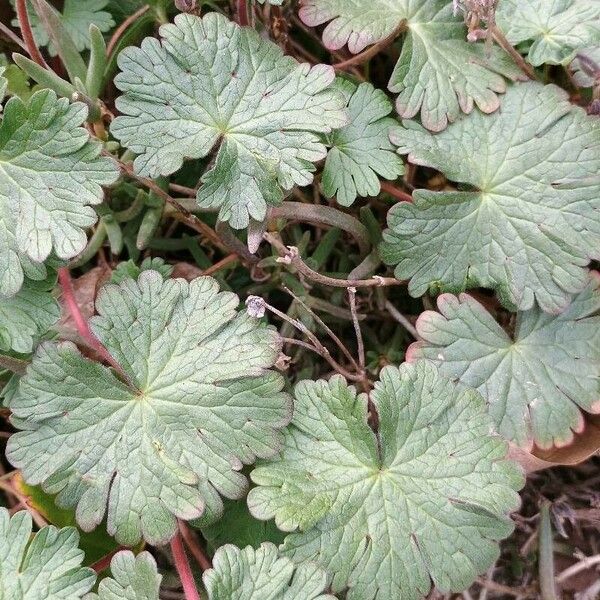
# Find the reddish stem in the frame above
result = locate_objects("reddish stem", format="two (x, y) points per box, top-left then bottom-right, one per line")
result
(237, 0), (249, 26)
(106, 4), (150, 57)
(380, 181), (413, 203)
(15, 0), (48, 68)
(58, 268), (130, 383)
(91, 548), (121, 573)
(179, 521), (212, 572)
(170, 530), (201, 600)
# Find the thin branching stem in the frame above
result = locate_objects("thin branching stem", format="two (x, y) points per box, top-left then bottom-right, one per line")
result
(265, 232), (403, 288)
(385, 301), (420, 340)
(380, 181), (413, 203)
(348, 288), (365, 368)
(489, 23), (537, 80)
(0, 21), (28, 52)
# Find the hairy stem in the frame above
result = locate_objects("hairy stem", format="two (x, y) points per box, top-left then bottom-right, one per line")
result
(179, 521), (212, 571)
(0, 21), (28, 52)
(15, 0), (48, 68)
(539, 500), (559, 600)
(170, 529), (201, 600)
(236, 0), (250, 26)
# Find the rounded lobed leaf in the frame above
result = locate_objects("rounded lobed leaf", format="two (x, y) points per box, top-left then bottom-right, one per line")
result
(322, 80), (404, 206)
(248, 362), (523, 599)
(380, 81), (600, 313)
(407, 274), (600, 449)
(7, 270), (292, 546)
(111, 12), (348, 229)
(298, 0), (523, 131)
(0, 507), (96, 599)
(203, 542), (337, 600)
(0, 276), (59, 353)
(0, 89), (119, 297)
(84, 551), (161, 600)
(496, 0), (600, 66)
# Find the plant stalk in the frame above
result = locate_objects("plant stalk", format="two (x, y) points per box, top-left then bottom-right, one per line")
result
(170, 529), (201, 600)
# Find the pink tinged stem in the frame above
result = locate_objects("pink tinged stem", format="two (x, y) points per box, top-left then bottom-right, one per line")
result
(171, 529), (202, 600)
(237, 0), (249, 26)
(58, 267), (129, 382)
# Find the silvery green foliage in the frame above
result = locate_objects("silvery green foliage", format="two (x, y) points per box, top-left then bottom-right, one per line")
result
(496, 0), (600, 66)
(7, 270), (291, 546)
(0, 90), (119, 297)
(111, 12), (348, 229)
(380, 82), (600, 314)
(322, 80), (404, 206)
(248, 362), (523, 600)
(109, 257), (173, 285)
(11, 0), (115, 56)
(0, 508), (96, 599)
(0, 277), (59, 353)
(407, 275), (600, 449)
(84, 551), (161, 600)
(298, 0), (523, 131)
(203, 543), (336, 600)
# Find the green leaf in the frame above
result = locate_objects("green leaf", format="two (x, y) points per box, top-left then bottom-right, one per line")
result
(0, 507), (96, 599)
(7, 270), (291, 546)
(110, 12), (348, 229)
(200, 497), (286, 553)
(322, 80), (403, 206)
(407, 275), (600, 449)
(12, 0), (115, 57)
(84, 551), (161, 600)
(496, 0), (600, 66)
(15, 475), (121, 566)
(248, 362), (523, 599)
(0, 276), (59, 354)
(380, 82), (600, 313)
(0, 89), (119, 297)
(299, 0), (523, 131)
(203, 543), (337, 600)
(109, 257), (173, 284)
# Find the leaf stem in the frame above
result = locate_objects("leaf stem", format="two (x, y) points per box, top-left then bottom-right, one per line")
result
(106, 5), (150, 57)
(379, 181), (413, 203)
(236, 0), (250, 26)
(489, 23), (536, 80)
(0, 354), (28, 375)
(539, 500), (559, 600)
(15, 0), (49, 68)
(272, 201), (371, 256)
(179, 521), (212, 572)
(58, 268), (131, 384)
(332, 21), (406, 70)
(348, 288), (365, 368)
(385, 301), (420, 340)
(170, 529), (201, 600)
(0, 21), (28, 52)
(264, 232), (403, 289)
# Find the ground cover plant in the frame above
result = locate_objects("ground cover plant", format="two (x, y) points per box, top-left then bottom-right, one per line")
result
(0, 0), (598, 598)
